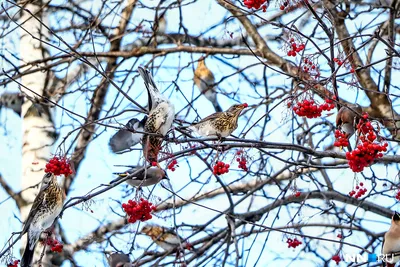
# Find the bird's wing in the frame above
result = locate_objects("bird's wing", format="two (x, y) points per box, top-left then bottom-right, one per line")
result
(109, 118), (145, 153)
(194, 111), (223, 125)
(21, 190), (46, 234)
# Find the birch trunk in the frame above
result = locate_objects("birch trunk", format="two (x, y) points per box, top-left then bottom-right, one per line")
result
(19, 3), (56, 266)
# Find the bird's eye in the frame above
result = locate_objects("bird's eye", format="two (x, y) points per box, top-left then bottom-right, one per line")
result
(44, 173), (52, 178)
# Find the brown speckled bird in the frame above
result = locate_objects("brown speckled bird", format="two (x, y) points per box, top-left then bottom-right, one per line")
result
(21, 173), (64, 267)
(382, 212), (400, 267)
(141, 225), (190, 251)
(336, 103), (362, 138)
(189, 103), (248, 138)
(138, 67), (175, 164)
(194, 57), (222, 112)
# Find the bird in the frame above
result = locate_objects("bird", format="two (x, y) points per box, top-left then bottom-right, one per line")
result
(194, 57), (222, 112)
(110, 166), (168, 187)
(189, 103), (248, 138)
(107, 253), (132, 267)
(21, 173), (64, 267)
(138, 67), (175, 164)
(382, 212), (400, 267)
(141, 225), (191, 251)
(108, 116), (147, 153)
(155, 12), (167, 33)
(336, 103), (362, 138)
(0, 92), (24, 116)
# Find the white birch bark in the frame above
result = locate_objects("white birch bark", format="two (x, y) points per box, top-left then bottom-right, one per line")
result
(19, 4), (56, 266)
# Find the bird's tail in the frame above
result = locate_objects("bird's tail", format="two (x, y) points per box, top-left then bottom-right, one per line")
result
(138, 67), (158, 93)
(21, 239), (34, 267)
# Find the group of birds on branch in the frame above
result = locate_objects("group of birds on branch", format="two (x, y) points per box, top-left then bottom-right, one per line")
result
(16, 59), (400, 266)
(108, 60), (248, 186)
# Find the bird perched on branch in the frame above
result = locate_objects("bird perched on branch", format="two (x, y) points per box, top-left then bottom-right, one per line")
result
(21, 173), (64, 267)
(154, 12), (167, 34)
(141, 225), (191, 251)
(382, 212), (400, 267)
(107, 252), (132, 267)
(189, 103), (248, 138)
(336, 103), (362, 138)
(194, 57), (222, 112)
(108, 116), (147, 153)
(111, 166), (168, 187)
(138, 67), (175, 164)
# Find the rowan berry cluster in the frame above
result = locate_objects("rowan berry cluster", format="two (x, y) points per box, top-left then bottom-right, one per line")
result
(287, 38), (305, 57)
(337, 233), (342, 239)
(236, 151), (248, 171)
(279, 1), (289, 10)
(300, 58), (320, 79)
(348, 182), (367, 199)
(213, 161), (230, 175)
(333, 129), (349, 148)
(346, 113), (388, 172)
(294, 191), (301, 197)
(47, 238), (63, 253)
(331, 255), (341, 265)
(7, 260), (19, 267)
(122, 198), (156, 224)
(286, 238), (302, 248)
(151, 161), (158, 167)
(168, 159), (178, 172)
(243, 0), (268, 11)
(45, 156), (73, 176)
(292, 98), (335, 118)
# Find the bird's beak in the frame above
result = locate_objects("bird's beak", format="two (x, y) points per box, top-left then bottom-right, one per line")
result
(393, 212), (400, 221)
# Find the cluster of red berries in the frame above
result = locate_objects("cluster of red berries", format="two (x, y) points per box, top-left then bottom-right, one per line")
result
(287, 38), (305, 57)
(348, 182), (367, 199)
(213, 161), (230, 175)
(302, 58), (320, 77)
(236, 151), (248, 171)
(168, 159), (178, 172)
(286, 238), (302, 248)
(46, 238), (63, 253)
(294, 191), (301, 197)
(346, 142), (387, 172)
(243, 0), (268, 11)
(346, 114), (388, 172)
(331, 255), (341, 265)
(333, 57), (344, 66)
(337, 233), (342, 239)
(7, 260), (19, 267)
(45, 156), (73, 176)
(395, 190), (400, 201)
(122, 198), (156, 224)
(292, 98), (335, 118)
(333, 129), (349, 148)
(151, 161), (158, 166)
